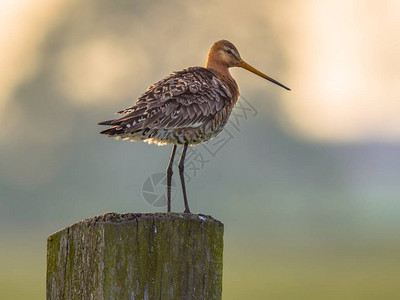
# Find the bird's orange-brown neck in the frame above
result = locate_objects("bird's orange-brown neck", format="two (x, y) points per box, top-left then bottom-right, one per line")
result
(205, 55), (233, 80)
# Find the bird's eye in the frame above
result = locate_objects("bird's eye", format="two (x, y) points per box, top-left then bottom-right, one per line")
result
(226, 49), (233, 54)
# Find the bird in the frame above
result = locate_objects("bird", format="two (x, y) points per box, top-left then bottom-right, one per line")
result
(98, 40), (290, 214)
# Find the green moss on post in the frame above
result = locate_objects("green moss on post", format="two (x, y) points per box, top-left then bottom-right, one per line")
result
(46, 213), (224, 299)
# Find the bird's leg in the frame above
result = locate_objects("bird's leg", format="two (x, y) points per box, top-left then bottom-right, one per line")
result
(166, 145), (177, 213)
(178, 143), (191, 213)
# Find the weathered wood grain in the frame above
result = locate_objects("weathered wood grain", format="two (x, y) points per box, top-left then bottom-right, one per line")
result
(47, 212), (224, 299)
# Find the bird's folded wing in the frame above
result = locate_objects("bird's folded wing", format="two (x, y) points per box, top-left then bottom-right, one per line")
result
(99, 67), (232, 135)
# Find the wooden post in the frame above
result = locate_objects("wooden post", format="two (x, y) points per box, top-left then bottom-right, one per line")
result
(46, 212), (224, 299)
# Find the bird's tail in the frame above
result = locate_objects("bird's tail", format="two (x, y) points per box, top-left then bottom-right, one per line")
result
(99, 127), (117, 135)
(97, 120), (114, 126)
(98, 118), (123, 135)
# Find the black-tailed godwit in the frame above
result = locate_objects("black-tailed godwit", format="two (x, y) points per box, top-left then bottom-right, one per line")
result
(98, 40), (290, 213)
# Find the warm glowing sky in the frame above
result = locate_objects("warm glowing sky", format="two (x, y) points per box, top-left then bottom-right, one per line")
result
(275, 0), (400, 141)
(1, 0), (399, 143)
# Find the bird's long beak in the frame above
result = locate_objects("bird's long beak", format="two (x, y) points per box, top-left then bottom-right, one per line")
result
(239, 59), (291, 91)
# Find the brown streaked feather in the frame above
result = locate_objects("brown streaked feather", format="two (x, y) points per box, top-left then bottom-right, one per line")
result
(98, 66), (239, 145)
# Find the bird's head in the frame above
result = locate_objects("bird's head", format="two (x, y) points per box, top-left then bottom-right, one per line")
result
(206, 40), (290, 91)
(207, 40), (242, 68)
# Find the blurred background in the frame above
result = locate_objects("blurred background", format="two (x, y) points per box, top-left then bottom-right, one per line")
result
(1, 0), (400, 299)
